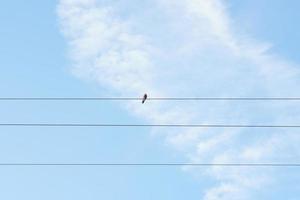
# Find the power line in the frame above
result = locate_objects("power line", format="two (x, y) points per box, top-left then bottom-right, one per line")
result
(0, 98), (140, 101)
(1, 97), (300, 101)
(0, 163), (299, 167)
(1, 123), (300, 128)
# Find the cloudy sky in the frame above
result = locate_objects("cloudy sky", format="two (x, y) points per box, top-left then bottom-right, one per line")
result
(1, 0), (300, 199)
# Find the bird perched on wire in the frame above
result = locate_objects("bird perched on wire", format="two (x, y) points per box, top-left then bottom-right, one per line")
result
(142, 93), (147, 104)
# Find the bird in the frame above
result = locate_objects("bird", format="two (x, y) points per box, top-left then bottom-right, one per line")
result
(142, 93), (147, 104)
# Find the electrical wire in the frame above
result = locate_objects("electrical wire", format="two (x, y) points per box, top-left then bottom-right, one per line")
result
(0, 123), (300, 128)
(1, 97), (300, 101)
(0, 163), (299, 167)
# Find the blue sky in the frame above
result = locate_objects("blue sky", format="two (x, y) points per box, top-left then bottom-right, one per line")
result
(1, 0), (300, 199)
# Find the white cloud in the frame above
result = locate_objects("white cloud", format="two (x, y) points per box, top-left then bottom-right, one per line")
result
(58, 0), (300, 199)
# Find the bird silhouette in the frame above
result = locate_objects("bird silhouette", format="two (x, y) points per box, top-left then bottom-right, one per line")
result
(142, 93), (147, 104)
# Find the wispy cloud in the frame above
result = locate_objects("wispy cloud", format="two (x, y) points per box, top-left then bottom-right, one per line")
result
(58, 0), (300, 199)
